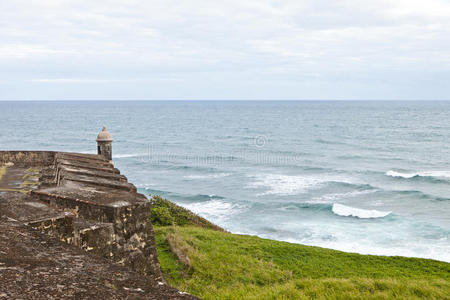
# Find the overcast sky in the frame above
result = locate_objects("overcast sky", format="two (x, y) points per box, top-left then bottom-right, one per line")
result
(1, 0), (449, 100)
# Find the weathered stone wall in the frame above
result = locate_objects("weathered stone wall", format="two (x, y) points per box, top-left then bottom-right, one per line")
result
(0, 150), (196, 298)
(26, 151), (165, 282)
(0, 217), (196, 299)
(0, 151), (56, 167)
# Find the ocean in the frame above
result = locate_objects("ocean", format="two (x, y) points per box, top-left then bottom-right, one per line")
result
(1, 100), (449, 262)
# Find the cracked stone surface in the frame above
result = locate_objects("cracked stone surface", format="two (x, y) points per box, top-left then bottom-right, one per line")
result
(0, 217), (196, 299)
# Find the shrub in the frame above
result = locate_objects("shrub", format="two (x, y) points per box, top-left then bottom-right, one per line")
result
(151, 205), (174, 226)
(149, 195), (223, 230)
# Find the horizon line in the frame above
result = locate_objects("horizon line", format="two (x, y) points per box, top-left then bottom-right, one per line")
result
(1, 99), (450, 102)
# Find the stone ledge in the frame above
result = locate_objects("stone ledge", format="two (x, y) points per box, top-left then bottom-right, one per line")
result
(59, 165), (127, 181)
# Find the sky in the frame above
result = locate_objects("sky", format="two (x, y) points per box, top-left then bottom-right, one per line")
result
(0, 0), (449, 100)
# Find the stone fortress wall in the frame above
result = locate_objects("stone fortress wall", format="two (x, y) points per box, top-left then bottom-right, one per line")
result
(0, 129), (196, 299)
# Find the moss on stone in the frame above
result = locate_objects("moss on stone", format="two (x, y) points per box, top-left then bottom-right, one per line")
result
(0, 166), (6, 182)
(0, 188), (29, 194)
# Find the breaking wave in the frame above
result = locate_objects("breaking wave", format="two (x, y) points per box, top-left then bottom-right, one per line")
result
(184, 173), (231, 180)
(248, 174), (324, 195)
(113, 153), (147, 158)
(386, 170), (450, 179)
(332, 203), (391, 219)
(181, 200), (245, 223)
(247, 173), (361, 196)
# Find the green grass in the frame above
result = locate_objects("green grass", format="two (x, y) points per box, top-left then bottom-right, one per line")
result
(151, 197), (450, 299)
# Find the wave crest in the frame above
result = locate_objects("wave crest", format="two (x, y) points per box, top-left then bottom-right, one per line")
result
(386, 170), (450, 179)
(247, 173), (356, 196)
(332, 203), (391, 219)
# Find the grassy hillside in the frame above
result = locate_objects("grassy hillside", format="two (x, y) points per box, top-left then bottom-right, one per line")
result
(150, 196), (450, 299)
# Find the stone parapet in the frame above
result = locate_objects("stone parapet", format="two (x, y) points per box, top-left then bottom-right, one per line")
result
(0, 150), (193, 298)
(29, 152), (164, 281)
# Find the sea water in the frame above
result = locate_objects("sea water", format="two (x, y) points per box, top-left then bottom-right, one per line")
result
(1, 100), (449, 262)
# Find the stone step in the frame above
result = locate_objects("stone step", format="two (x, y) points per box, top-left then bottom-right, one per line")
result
(57, 160), (120, 174)
(56, 155), (113, 168)
(57, 152), (108, 162)
(59, 166), (127, 182)
(61, 173), (136, 192)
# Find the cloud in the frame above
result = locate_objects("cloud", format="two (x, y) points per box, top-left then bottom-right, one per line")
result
(0, 0), (449, 100)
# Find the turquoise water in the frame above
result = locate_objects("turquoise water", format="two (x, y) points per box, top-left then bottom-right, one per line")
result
(1, 100), (449, 262)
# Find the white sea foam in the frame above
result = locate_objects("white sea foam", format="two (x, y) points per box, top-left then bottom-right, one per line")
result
(298, 235), (450, 263)
(248, 174), (354, 196)
(80, 150), (96, 154)
(307, 190), (376, 204)
(386, 170), (450, 179)
(332, 203), (391, 219)
(181, 200), (244, 223)
(184, 173), (231, 180)
(113, 153), (146, 158)
(240, 221), (450, 263)
(247, 174), (322, 195)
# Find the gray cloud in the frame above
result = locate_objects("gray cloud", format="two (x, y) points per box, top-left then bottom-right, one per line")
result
(0, 0), (449, 100)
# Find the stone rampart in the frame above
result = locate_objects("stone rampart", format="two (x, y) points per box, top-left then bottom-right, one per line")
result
(0, 151), (193, 298)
